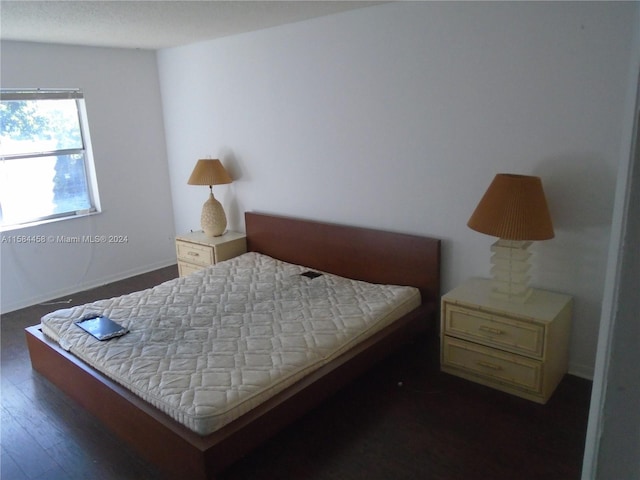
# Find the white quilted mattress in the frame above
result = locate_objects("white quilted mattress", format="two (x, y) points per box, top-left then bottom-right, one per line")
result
(41, 252), (420, 435)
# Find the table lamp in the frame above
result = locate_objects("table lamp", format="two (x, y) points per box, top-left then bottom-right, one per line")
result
(187, 159), (232, 237)
(467, 173), (554, 302)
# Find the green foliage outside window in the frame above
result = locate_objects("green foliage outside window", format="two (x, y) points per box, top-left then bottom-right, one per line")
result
(0, 90), (96, 228)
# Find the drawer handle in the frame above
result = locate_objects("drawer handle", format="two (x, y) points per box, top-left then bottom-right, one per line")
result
(188, 252), (200, 257)
(479, 325), (504, 335)
(477, 361), (502, 371)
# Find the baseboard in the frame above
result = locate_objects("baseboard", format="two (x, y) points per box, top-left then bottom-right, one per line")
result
(0, 259), (177, 315)
(568, 363), (594, 381)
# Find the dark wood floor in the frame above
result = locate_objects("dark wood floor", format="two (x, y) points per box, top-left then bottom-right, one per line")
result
(1, 266), (592, 480)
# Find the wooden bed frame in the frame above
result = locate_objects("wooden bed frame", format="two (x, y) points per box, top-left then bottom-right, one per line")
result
(25, 212), (441, 479)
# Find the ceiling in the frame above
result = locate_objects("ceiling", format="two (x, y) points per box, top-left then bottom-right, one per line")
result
(0, 1), (382, 50)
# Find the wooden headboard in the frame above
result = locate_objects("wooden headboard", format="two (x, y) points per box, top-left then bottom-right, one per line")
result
(245, 212), (441, 308)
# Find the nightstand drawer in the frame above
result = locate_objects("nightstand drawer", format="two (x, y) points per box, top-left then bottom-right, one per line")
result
(175, 231), (247, 278)
(176, 240), (214, 267)
(178, 261), (206, 277)
(444, 305), (544, 357)
(442, 336), (542, 393)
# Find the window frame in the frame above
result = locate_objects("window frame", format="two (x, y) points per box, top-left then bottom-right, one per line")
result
(0, 88), (101, 231)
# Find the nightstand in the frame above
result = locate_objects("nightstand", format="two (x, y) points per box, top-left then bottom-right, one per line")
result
(440, 277), (572, 404)
(175, 231), (247, 277)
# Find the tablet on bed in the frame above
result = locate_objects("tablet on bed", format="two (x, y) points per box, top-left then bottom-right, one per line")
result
(75, 314), (129, 341)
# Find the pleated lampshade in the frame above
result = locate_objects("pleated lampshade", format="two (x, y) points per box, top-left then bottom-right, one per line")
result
(187, 159), (232, 186)
(467, 174), (554, 241)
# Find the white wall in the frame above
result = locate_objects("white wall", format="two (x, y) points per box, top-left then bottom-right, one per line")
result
(0, 42), (177, 314)
(158, 2), (637, 378)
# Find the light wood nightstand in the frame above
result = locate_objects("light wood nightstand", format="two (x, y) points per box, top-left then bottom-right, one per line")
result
(440, 277), (572, 404)
(175, 231), (247, 277)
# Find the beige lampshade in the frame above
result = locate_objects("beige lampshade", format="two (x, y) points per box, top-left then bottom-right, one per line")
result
(467, 174), (554, 241)
(187, 159), (232, 186)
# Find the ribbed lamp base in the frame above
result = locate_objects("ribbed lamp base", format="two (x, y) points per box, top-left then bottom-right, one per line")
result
(489, 239), (533, 303)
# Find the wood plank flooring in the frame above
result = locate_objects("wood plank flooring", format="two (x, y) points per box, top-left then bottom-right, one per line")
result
(1, 266), (592, 479)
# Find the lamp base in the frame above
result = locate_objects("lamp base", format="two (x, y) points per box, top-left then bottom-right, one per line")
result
(489, 239), (533, 303)
(201, 192), (227, 237)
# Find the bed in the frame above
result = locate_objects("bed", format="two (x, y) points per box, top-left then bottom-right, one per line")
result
(25, 212), (441, 479)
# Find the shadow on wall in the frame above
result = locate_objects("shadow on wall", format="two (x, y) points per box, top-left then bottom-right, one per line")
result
(532, 154), (617, 286)
(219, 147), (245, 231)
(534, 154), (617, 231)
(532, 155), (617, 377)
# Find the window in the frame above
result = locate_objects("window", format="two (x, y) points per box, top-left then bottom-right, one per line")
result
(0, 89), (100, 229)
